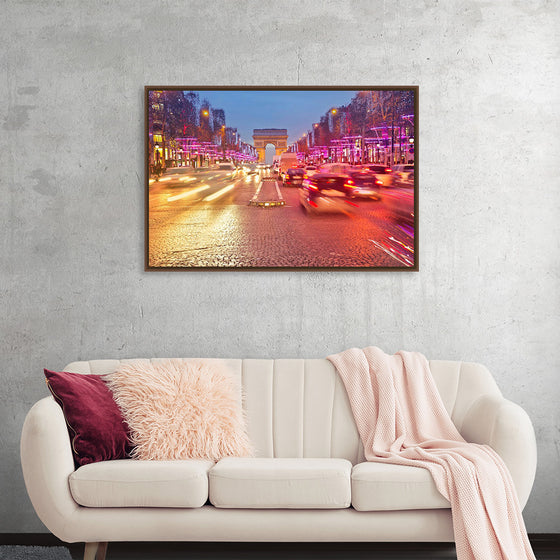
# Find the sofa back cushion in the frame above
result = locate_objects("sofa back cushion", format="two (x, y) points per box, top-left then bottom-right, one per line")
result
(63, 358), (502, 464)
(44, 369), (132, 466)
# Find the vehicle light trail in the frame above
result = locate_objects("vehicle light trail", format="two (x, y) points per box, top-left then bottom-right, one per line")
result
(388, 236), (413, 254)
(369, 239), (413, 266)
(179, 176), (197, 183)
(167, 185), (210, 202)
(203, 183), (236, 202)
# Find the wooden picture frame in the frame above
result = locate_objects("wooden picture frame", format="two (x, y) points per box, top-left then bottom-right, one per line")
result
(146, 86), (418, 270)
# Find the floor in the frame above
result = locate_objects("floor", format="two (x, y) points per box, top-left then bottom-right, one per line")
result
(63, 540), (559, 560)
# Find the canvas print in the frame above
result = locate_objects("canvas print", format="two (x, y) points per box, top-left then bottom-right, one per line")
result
(146, 87), (417, 270)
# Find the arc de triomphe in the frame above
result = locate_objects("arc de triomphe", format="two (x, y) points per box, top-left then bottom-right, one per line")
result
(252, 129), (288, 162)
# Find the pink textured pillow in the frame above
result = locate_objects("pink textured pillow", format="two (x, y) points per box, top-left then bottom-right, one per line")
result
(104, 359), (252, 461)
(44, 369), (132, 467)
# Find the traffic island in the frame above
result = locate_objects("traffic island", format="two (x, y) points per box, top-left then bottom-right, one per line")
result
(249, 177), (285, 207)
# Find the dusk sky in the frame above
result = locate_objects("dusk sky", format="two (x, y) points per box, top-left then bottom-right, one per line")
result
(190, 89), (362, 146)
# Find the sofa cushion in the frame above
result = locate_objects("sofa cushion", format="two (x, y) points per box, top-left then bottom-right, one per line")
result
(104, 359), (252, 461)
(209, 457), (352, 509)
(69, 459), (214, 508)
(351, 462), (450, 511)
(44, 369), (131, 467)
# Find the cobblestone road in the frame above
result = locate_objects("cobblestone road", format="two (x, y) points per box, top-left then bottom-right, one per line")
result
(148, 170), (415, 268)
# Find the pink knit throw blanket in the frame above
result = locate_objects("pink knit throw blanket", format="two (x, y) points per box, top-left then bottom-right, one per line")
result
(327, 347), (535, 560)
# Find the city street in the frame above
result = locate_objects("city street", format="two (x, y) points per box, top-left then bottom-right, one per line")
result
(148, 168), (415, 268)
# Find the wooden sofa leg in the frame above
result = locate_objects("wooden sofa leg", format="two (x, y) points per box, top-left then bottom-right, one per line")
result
(84, 542), (98, 560)
(96, 542), (108, 560)
(84, 542), (108, 560)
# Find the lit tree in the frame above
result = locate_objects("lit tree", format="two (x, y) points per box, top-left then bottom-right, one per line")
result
(365, 91), (415, 164)
(314, 115), (331, 146)
(198, 99), (213, 142)
(348, 91), (372, 162)
(182, 91), (200, 137)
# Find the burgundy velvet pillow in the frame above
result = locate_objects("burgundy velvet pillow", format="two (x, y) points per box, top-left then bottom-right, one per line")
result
(44, 369), (132, 467)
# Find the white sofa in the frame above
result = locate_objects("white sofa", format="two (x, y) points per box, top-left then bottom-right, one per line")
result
(21, 358), (537, 560)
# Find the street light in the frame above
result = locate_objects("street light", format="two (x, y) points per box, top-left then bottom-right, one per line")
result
(331, 108), (337, 115)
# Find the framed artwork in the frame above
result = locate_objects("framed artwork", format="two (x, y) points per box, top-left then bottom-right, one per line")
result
(146, 86), (418, 270)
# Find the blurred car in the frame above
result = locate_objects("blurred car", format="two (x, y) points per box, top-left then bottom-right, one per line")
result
(260, 163), (273, 175)
(279, 152), (299, 179)
(392, 164), (415, 186)
(345, 171), (383, 200)
(383, 188), (415, 227)
(317, 163), (355, 175)
(161, 166), (192, 175)
(360, 164), (393, 186)
(283, 167), (305, 187)
(244, 164), (258, 174)
(303, 165), (318, 177)
(299, 173), (358, 214)
(279, 165), (303, 182)
(157, 166), (195, 183)
(216, 162), (237, 178)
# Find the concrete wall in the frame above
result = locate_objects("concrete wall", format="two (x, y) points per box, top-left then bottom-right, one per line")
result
(1, 0), (559, 533)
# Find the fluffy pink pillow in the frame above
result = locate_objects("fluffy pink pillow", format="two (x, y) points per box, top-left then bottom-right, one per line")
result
(104, 359), (252, 461)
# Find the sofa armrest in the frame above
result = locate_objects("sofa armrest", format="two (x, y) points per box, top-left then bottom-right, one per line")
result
(460, 394), (537, 509)
(20, 397), (80, 540)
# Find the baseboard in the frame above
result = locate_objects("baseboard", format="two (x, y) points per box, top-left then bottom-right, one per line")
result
(0, 533), (65, 546)
(1, 533), (558, 546)
(529, 533), (560, 543)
